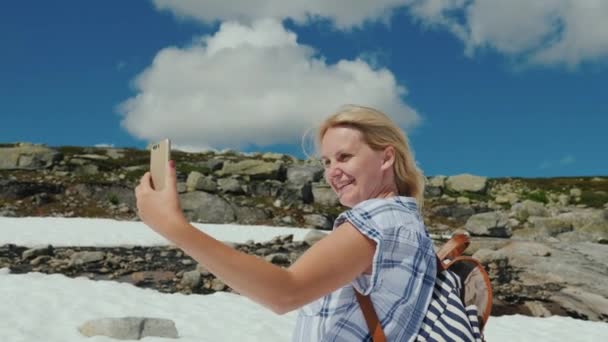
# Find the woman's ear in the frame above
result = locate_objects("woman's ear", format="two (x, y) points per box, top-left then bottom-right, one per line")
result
(381, 146), (395, 171)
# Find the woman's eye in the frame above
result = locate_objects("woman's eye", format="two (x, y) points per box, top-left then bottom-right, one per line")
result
(338, 154), (352, 162)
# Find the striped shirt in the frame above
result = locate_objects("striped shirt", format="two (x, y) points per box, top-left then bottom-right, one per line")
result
(292, 196), (437, 341)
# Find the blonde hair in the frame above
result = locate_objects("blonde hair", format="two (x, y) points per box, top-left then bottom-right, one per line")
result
(316, 105), (425, 208)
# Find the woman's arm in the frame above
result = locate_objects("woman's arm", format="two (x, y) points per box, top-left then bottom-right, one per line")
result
(135, 162), (375, 314)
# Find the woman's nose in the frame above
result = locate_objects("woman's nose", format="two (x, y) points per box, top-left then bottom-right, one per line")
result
(326, 164), (343, 179)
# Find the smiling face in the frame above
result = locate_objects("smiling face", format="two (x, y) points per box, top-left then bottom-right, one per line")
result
(320, 126), (397, 207)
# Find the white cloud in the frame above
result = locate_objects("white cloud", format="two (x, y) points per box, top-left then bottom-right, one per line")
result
(94, 143), (115, 148)
(152, 0), (406, 29)
(539, 154), (575, 169)
(119, 19), (418, 150)
(152, 0), (608, 67)
(559, 155), (575, 165)
(405, 0), (608, 67)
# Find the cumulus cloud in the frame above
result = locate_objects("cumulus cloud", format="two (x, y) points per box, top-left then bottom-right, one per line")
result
(539, 154), (575, 169)
(119, 19), (418, 150)
(152, 0), (406, 29)
(405, 0), (608, 67)
(152, 0), (608, 67)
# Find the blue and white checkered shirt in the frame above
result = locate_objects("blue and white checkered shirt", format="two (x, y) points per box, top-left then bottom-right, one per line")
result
(292, 196), (437, 341)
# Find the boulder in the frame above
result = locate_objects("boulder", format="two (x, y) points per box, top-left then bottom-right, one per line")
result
(220, 160), (284, 180)
(303, 214), (333, 230)
(465, 211), (512, 237)
(78, 317), (178, 340)
(445, 174), (487, 193)
(0, 144), (62, 170)
(312, 183), (339, 206)
(511, 200), (549, 221)
(286, 165), (323, 185)
(180, 192), (236, 223)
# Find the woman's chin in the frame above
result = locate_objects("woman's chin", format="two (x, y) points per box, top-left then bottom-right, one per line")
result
(338, 194), (357, 208)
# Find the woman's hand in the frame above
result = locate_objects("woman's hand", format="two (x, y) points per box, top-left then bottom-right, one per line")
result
(135, 160), (189, 241)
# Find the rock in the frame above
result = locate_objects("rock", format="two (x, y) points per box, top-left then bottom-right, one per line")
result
(524, 301), (552, 317)
(551, 287), (608, 321)
(456, 196), (470, 204)
(465, 211), (512, 237)
(262, 152), (284, 160)
(22, 245), (54, 259)
(286, 165), (324, 185)
(428, 175), (446, 188)
(495, 193), (519, 205)
(180, 270), (201, 289)
(210, 279), (226, 291)
(218, 178), (244, 194)
(499, 241), (552, 257)
(69, 251), (105, 266)
(78, 317), (178, 339)
(445, 174), (487, 193)
(303, 214), (332, 230)
(220, 160), (284, 180)
(264, 253), (290, 264)
(0, 144), (62, 170)
(528, 216), (573, 237)
(558, 194), (570, 206)
(180, 192), (236, 223)
(186, 172), (217, 193)
(511, 200), (549, 221)
(430, 204), (476, 220)
(249, 180), (283, 197)
(105, 148), (125, 159)
(234, 206), (269, 225)
(303, 230), (328, 245)
(312, 183), (339, 206)
(570, 188), (582, 198)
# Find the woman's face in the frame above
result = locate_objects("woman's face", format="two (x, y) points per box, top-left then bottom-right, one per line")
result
(320, 126), (392, 207)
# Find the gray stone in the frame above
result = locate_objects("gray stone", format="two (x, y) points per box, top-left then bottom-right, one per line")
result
(528, 216), (573, 237)
(264, 253), (290, 264)
(445, 174), (487, 193)
(78, 317), (178, 339)
(186, 172), (217, 192)
(511, 200), (549, 221)
(303, 214), (333, 230)
(180, 192), (236, 223)
(286, 165), (324, 185)
(303, 230), (328, 245)
(524, 301), (552, 317)
(234, 206), (269, 224)
(312, 183), (339, 206)
(570, 188), (582, 197)
(180, 270), (201, 288)
(211, 278), (226, 291)
(0, 144), (62, 170)
(499, 241), (552, 257)
(218, 178), (244, 194)
(427, 175), (446, 188)
(69, 251), (105, 266)
(221, 160), (284, 180)
(22, 245), (54, 259)
(465, 211), (512, 237)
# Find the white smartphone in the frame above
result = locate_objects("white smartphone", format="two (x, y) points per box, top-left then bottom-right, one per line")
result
(150, 139), (171, 191)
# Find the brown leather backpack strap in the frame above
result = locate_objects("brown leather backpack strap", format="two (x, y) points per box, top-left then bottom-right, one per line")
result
(436, 233), (470, 261)
(355, 290), (386, 342)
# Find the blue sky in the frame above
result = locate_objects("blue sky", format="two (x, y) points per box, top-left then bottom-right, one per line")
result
(1, 1), (606, 178)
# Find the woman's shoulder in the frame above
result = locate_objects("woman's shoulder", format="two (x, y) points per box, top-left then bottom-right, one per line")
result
(349, 196), (419, 214)
(336, 196), (421, 228)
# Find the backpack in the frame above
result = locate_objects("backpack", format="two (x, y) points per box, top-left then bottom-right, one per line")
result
(355, 233), (493, 341)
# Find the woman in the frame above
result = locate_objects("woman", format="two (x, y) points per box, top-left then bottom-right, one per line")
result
(135, 105), (474, 341)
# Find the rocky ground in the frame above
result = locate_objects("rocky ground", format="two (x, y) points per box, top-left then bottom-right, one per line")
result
(1, 142), (607, 322)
